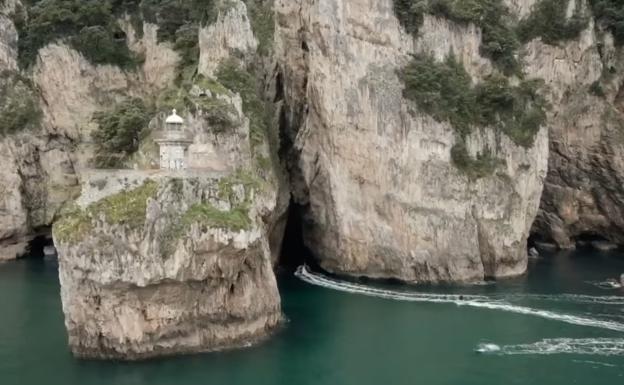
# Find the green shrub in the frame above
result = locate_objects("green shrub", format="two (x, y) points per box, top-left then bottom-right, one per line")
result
(157, 77), (240, 133)
(88, 180), (159, 228)
(245, 0), (275, 55)
(0, 70), (42, 135)
(71, 25), (141, 67)
(518, 0), (588, 45)
(401, 54), (475, 138)
(138, 0), (221, 82)
(216, 59), (270, 146)
(393, 0), (428, 35)
(16, 0), (141, 69)
(400, 53), (547, 175)
(394, 0), (520, 75)
(54, 180), (159, 243)
(181, 203), (252, 232)
(401, 54), (547, 148)
(475, 75), (547, 147)
(430, 0), (520, 75)
(589, 0), (624, 45)
(451, 142), (502, 180)
(590, 80), (606, 97)
(92, 98), (152, 168)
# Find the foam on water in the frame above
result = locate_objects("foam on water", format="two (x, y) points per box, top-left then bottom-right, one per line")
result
(494, 338), (624, 356)
(502, 293), (624, 306)
(295, 266), (624, 332)
(475, 343), (501, 354)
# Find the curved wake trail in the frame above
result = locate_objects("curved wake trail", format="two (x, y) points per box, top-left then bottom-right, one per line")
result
(502, 293), (624, 306)
(494, 338), (624, 356)
(295, 266), (624, 333)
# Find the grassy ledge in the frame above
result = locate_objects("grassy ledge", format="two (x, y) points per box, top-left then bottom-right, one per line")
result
(53, 180), (159, 243)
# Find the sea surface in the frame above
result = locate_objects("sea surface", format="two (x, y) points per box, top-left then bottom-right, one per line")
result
(1, 249), (624, 385)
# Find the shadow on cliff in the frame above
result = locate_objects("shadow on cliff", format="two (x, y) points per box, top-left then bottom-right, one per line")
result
(25, 227), (54, 259)
(277, 200), (316, 273)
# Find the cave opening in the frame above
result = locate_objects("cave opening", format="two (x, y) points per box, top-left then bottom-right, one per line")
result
(278, 199), (314, 273)
(25, 228), (55, 259)
(574, 232), (615, 249)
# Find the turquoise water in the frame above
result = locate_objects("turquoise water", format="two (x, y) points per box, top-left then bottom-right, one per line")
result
(1, 250), (624, 385)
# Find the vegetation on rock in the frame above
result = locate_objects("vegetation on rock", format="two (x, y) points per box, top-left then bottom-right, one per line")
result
(157, 75), (240, 133)
(158, 173), (260, 257)
(88, 180), (158, 228)
(54, 180), (159, 243)
(181, 203), (251, 232)
(216, 59), (271, 147)
(394, 0), (520, 74)
(450, 143), (502, 180)
(0, 70), (42, 135)
(16, 0), (141, 68)
(401, 54), (547, 146)
(400, 53), (547, 177)
(518, 0), (588, 45)
(92, 98), (152, 168)
(245, 0), (275, 55)
(589, 0), (624, 45)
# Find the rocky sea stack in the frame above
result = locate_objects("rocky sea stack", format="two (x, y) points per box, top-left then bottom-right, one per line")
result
(0, 0), (623, 360)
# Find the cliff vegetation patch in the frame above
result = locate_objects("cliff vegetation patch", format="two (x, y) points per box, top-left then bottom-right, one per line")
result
(88, 180), (158, 228)
(518, 0), (588, 45)
(0, 70), (42, 135)
(157, 75), (240, 134)
(394, 0), (520, 74)
(244, 0), (275, 55)
(54, 180), (159, 243)
(158, 173), (261, 257)
(400, 54), (547, 177)
(16, 0), (142, 69)
(92, 98), (153, 169)
(216, 59), (271, 148)
(589, 0), (624, 45)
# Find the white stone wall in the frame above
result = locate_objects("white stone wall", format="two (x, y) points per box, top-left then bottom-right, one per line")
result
(159, 144), (187, 170)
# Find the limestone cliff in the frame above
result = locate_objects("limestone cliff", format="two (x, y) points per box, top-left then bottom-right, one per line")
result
(275, 0), (548, 282)
(1, 0), (624, 351)
(54, 173), (281, 359)
(523, 3), (624, 249)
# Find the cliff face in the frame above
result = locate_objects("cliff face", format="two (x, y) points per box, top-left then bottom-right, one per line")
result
(48, 0), (286, 359)
(55, 173), (281, 359)
(524, 9), (624, 249)
(2, 0), (624, 358)
(275, 0), (548, 282)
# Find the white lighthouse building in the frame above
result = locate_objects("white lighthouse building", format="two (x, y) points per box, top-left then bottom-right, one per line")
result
(156, 109), (193, 171)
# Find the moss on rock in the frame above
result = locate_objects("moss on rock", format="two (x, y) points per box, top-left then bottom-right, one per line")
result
(88, 180), (158, 228)
(0, 70), (42, 135)
(54, 180), (159, 244)
(53, 206), (93, 244)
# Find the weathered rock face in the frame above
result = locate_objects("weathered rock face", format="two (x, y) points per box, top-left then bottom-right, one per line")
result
(526, 16), (624, 249)
(46, 0), (287, 359)
(198, 0), (257, 77)
(275, 0), (548, 283)
(54, 174), (281, 359)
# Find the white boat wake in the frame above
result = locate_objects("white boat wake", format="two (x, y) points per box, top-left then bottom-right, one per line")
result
(295, 266), (624, 333)
(479, 338), (624, 357)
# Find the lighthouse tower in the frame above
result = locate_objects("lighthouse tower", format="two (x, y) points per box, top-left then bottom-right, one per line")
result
(156, 109), (193, 171)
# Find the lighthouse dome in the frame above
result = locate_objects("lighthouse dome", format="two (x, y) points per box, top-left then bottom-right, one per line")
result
(165, 109), (184, 124)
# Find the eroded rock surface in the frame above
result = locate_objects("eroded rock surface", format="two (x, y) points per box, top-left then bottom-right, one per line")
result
(54, 174), (281, 359)
(275, 0), (547, 282)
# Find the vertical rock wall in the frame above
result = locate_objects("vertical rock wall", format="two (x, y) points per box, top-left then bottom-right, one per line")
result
(274, 0), (548, 283)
